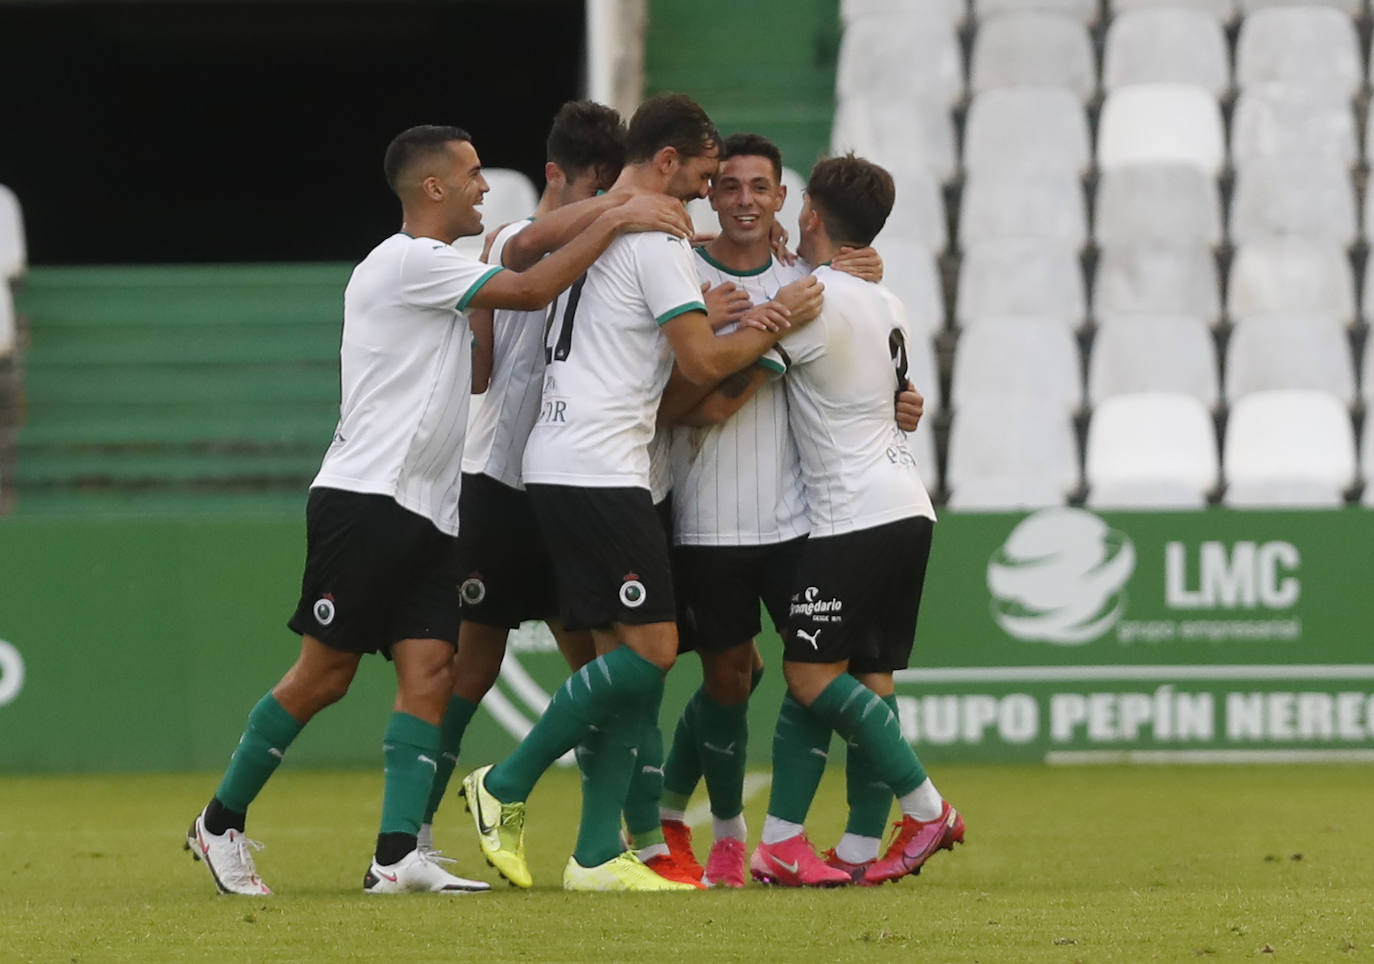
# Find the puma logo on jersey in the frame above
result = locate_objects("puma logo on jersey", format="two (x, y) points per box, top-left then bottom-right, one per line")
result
(796, 628), (822, 650)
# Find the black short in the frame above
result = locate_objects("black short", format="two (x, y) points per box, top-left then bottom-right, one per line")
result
(783, 517), (933, 674)
(288, 487), (463, 657)
(454, 472), (557, 629)
(673, 537), (807, 652)
(526, 484), (676, 631)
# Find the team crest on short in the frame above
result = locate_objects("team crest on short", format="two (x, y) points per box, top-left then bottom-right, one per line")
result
(313, 594), (336, 626)
(460, 575), (487, 606)
(619, 572), (647, 608)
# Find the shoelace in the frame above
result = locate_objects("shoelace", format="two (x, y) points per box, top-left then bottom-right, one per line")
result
(228, 835), (266, 884)
(419, 848), (457, 866)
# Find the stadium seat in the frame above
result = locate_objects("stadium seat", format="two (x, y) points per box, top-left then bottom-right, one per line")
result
(1087, 316), (1220, 409)
(1361, 417), (1374, 501)
(1222, 478), (1347, 508)
(1109, 0), (1236, 23)
(955, 239), (1086, 328)
(1235, 7), (1362, 102)
(1239, 0), (1361, 15)
(951, 321), (1082, 414)
(969, 13), (1097, 100)
(1226, 239), (1357, 328)
(878, 238), (945, 337)
(905, 331), (944, 413)
(946, 476), (1069, 510)
(873, 166), (948, 251)
(945, 398), (1081, 499)
(962, 88), (1091, 178)
(1093, 163), (1223, 247)
(0, 184), (25, 281)
(831, 95), (958, 183)
(1086, 479), (1210, 509)
(1101, 9), (1230, 98)
(1223, 390), (1357, 496)
(1223, 316), (1357, 406)
(1229, 157), (1357, 246)
(957, 170), (1088, 249)
(1097, 84), (1226, 176)
(973, 0), (1099, 25)
(1085, 393), (1220, 499)
(778, 166), (807, 247)
(836, 16), (964, 107)
(842, 0), (967, 29)
(1091, 243), (1221, 326)
(0, 285), (14, 357)
(910, 414), (941, 493)
(452, 167), (539, 258)
(1232, 89), (1357, 171)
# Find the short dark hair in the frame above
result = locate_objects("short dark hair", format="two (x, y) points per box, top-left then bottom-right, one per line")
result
(721, 132), (783, 183)
(383, 125), (471, 194)
(805, 153), (895, 247)
(625, 93), (720, 164)
(546, 100), (627, 181)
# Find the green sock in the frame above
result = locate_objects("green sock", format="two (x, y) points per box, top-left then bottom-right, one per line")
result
(623, 678), (666, 845)
(844, 693), (900, 837)
(572, 706), (640, 868)
(660, 687), (703, 811)
(422, 695), (479, 824)
(486, 646), (663, 803)
(697, 691), (749, 820)
(213, 692), (303, 814)
(810, 675), (926, 797)
(764, 694), (832, 824)
(379, 712), (441, 836)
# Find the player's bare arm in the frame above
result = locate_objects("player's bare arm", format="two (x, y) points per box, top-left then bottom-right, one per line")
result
(469, 306), (495, 393)
(469, 194), (691, 311)
(496, 190), (626, 270)
(674, 366), (771, 427)
(831, 245), (884, 282)
(703, 279), (752, 331)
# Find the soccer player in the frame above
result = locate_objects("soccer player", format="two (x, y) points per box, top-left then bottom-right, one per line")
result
(749, 154), (964, 887)
(460, 94), (824, 892)
(416, 100), (627, 854)
(183, 123), (691, 896)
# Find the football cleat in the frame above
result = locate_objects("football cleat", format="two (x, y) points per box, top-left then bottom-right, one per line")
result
(362, 848), (491, 894)
(563, 851), (701, 892)
(643, 852), (707, 888)
(661, 819), (706, 882)
(459, 765), (532, 889)
(184, 810), (272, 896)
(749, 834), (852, 887)
(704, 837), (748, 888)
(863, 801), (965, 885)
(821, 847), (876, 885)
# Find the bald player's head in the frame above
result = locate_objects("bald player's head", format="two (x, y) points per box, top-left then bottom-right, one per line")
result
(383, 125), (473, 198)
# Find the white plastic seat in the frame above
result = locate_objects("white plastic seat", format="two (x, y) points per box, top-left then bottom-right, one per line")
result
(955, 240), (1086, 328)
(1094, 163), (1223, 247)
(1229, 157), (1357, 246)
(946, 398), (1081, 497)
(1102, 9), (1230, 97)
(970, 13), (1097, 100)
(842, 0), (968, 29)
(962, 88), (1091, 178)
(905, 332), (944, 413)
(1091, 244), (1221, 326)
(0, 286), (15, 358)
(1223, 316), (1356, 406)
(1097, 84), (1226, 176)
(1088, 316), (1220, 408)
(1223, 390), (1357, 493)
(837, 17), (965, 107)
(778, 166), (807, 251)
(1240, 0), (1362, 15)
(946, 477), (1069, 510)
(452, 168), (539, 258)
(1109, 0), (1236, 23)
(1361, 416), (1374, 499)
(1226, 239), (1356, 328)
(951, 321), (1082, 413)
(1235, 7), (1361, 102)
(873, 166), (948, 251)
(1085, 393), (1220, 498)
(973, 0), (1099, 24)
(910, 415), (941, 494)
(0, 184), (25, 281)
(1223, 478), (1347, 508)
(1232, 90), (1357, 171)
(958, 171), (1087, 248)
(1087, 479), (1210, 509)
(831, 96), (958, 184)
(878, 239), (946, 337)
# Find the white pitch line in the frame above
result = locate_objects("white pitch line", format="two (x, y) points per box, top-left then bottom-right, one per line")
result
(685, 773), (772, 828)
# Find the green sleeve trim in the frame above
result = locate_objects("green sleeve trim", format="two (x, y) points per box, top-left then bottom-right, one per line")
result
(655, 301), (707, 326)
(756, 355), (786, 374)
(456, 266), (505, 311)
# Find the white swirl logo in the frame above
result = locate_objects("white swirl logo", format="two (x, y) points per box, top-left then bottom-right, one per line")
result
(987, 508), (1136, 645)
(0, 638), (25, 706)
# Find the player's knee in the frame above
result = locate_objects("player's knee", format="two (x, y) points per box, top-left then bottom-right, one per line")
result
(702, 649), (753, 705)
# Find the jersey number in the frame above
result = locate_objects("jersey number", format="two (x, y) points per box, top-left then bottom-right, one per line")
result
(545, 274), (587, 363)
(888, 328), (909, 394)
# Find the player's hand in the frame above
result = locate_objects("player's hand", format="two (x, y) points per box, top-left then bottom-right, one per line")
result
(770, 221), (797, 266)
(611, 193), (693, 238)
(691, 230), (719, 247)
(832, 244), (884, 282)
(480, 223), (515, 263)
(739, 301), (792, 333)
(703, 281), (753, 331)
(896, 379), (924, 432)
(773, 275), (824, 327)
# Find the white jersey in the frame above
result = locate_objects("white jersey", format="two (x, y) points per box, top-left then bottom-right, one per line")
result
(669, 248), (809, 546)
(313, 232), (502, 536)
(776, 265), (936, 538)
(461, 218), (545, 490)
(522, 231), (706, 489)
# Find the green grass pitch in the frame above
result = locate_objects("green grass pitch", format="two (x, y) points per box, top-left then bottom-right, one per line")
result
(2, 765), (1371, 962)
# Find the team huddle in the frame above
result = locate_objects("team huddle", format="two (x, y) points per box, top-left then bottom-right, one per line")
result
(184, 93), (962, 896)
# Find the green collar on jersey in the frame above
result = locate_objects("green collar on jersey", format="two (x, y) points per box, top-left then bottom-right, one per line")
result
(694, 246), (773, 277)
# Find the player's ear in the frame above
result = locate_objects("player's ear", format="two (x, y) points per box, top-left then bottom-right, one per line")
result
(655, 145), (680, 177)
(544, 161), (564, 190)
(775, 183), (787, 210)
(422, 175), (445, 202)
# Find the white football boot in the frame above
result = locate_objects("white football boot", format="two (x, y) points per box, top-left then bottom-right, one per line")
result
(363, 848), (491, 894)
(185, 810), (272, 896)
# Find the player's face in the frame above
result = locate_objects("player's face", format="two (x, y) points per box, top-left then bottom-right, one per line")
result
(667, 145), (720, 202)
(709, 155), (783, 247)
(442, 140), (490, 238)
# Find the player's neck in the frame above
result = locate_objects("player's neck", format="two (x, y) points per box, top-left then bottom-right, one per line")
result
(702, 234), (772, 275)
(799, 233), (836, 267)
(612, 164), (671, 196)
(399, 211), (456, 245)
